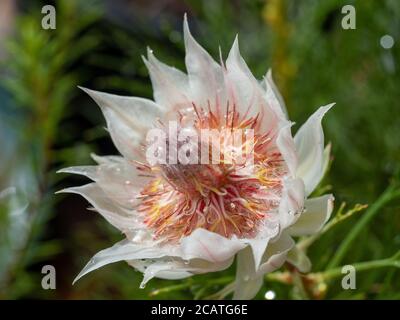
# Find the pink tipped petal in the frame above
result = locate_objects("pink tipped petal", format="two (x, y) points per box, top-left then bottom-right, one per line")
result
(294, 103), (335, 195)
(287, 194), (334, 237)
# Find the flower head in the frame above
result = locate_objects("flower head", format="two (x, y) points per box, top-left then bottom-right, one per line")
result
(58, 16), (334, 299)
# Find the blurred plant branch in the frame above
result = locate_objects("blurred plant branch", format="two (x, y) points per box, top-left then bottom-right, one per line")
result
(0, 0), (100, 298)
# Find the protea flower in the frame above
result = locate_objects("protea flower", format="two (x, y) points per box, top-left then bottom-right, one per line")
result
(58, 16), (334, 299)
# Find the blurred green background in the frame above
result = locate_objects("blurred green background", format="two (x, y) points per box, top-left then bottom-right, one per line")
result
(0, 0), (399, 299)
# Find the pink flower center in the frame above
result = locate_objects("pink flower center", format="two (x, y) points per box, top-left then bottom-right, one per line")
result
(137, 103), (286, 242)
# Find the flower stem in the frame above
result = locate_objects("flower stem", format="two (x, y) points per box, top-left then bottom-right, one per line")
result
(320, 251), (400, 281)
(326, 182), (400, 269)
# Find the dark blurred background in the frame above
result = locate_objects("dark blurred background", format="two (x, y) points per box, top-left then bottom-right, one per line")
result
(0, 0), (399, 299)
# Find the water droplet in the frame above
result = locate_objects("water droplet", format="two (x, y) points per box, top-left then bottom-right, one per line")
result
(139, 282), (146, 289)
(125, 180), (131, 185)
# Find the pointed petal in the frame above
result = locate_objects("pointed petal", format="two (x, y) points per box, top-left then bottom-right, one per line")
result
(143, 50), (190, 112)
(288, 194), (334, 236)
(257, 232), (294, 275)
(73, 239), (168, 284)
(287, 246), (312, 273)
(139, 261), (192, 287)
(225, 37), (280, 133)
(80, 87), (162, 159)
(183, 15), (226, 109)
(265, 69), (288, 119)
(233, 247), (264, 300)
(58, 183), (143, 232)
(294, 104), (334, 195)
(241, 219), (280, 270)
(57, 166), (98, 181)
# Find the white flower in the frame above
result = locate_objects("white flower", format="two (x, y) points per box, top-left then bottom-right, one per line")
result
(58, 16), (334, 299)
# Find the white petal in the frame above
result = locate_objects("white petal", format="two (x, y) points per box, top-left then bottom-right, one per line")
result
(134, 257), (233, 288)
(322, 142), (332, 175)
(143, 50), (190, 112)
(139, 260), (192, 287)
(183, 15), (226, 109)
(257, 232), (294, 276)
(233, 233), (294, 299)
(57, 183), (144, 232)
(276, 122), (298, 177)
(180, 228), (245, 262)
(287, 194), (334, 236)
(294, 104), (334, 196)
(278, 178), (305, 230)
(225, 37), (280, 133)
(286, 246), (311, 273)
(240, 218), (280, 269)
(95, 159), (150, 209)
(73, 239), (169, 284)
(57, 166), (98, 181)
(91, 153), (124, 165)
(233, 247), (264, 300)
(265, 69), (288, 119)
(80, 87), (162, 159)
